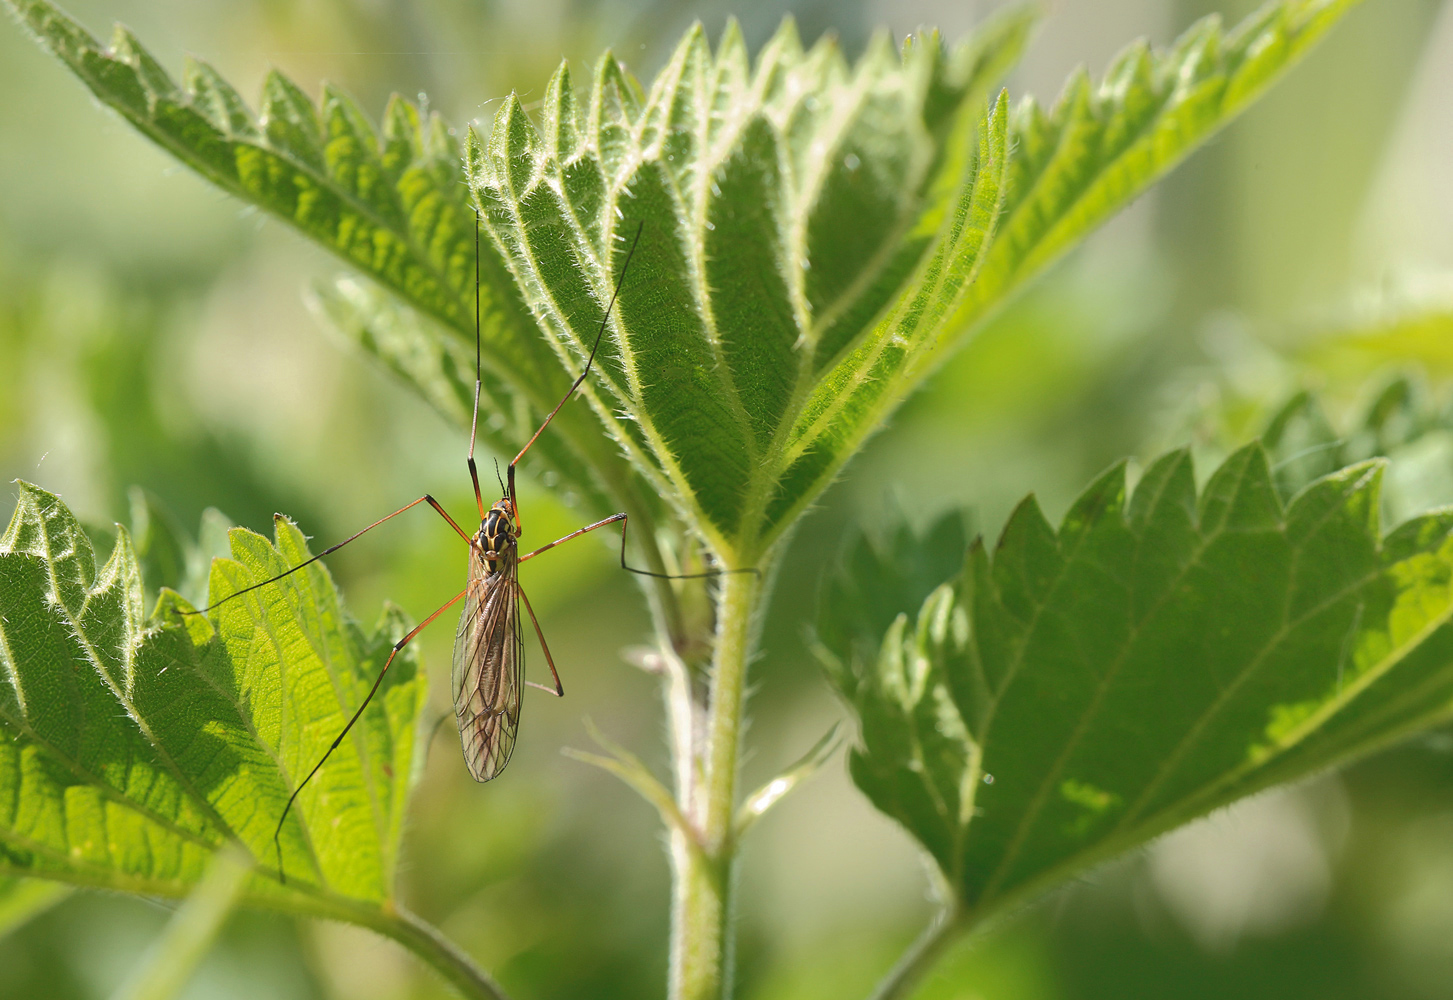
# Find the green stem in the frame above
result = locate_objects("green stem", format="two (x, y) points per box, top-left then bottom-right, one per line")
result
(669, 566), (760, 1000)
(866, 906), (969, 1000)
(703, 568), (758, 851)
(669, 831), (729, 1000)
(371, 905), (512, 1000)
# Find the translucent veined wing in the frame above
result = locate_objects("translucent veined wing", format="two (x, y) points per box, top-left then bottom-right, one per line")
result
(452, 546), (523, 781)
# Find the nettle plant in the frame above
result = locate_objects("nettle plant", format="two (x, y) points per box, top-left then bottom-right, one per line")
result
(11, 1), (1444, 998)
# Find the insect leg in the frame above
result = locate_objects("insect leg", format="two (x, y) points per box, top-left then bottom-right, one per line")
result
(517, 584), (564, 697)
(185, 495), (471, 616)
(519, 513), (757, 580)
(519, 513), (625, 562)
(273, 585), (467, 883)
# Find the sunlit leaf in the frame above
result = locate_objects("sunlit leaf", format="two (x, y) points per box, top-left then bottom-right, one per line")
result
(819, 444), (1453, 918)
(0, 482), (425, 918)
(467, 19), (1017, 557)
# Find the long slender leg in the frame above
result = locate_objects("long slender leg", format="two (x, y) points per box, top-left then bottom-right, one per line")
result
(517, 585), (564, 697)
(520, 512), (757, 580)
(519, 513), (624, 563)
(186, 495), (472, 616)
(273, 585), (467, 883)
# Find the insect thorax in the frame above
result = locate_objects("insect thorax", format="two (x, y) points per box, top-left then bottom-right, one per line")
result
(476, 499), (518, 573)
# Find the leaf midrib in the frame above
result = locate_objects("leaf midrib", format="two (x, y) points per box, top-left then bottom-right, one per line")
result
(972, 550), (1440, 920)
(677, 56), (762, 468)
(736, 59), (950, 551)
(765, 105), (1007, 551)
(972, 460), (1227, 900)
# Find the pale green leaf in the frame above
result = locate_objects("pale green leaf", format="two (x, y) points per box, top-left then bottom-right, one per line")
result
(0, 482), (425, 922)
(787, 0), (1360, 553)
(956, 0), (1360, 333)
(5, 0), (476, 331)
(467, 18), (1023, 557)
(8, 0), (1354, 586)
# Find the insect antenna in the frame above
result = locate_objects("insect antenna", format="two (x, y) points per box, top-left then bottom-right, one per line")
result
(504, 221), (646, 521)
(184, 212), (497, 619)
(504, 221), (757, 582)
(466, 209), (487, 521)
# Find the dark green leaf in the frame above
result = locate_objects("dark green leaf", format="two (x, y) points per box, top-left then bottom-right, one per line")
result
(820, 444), (1453, 919)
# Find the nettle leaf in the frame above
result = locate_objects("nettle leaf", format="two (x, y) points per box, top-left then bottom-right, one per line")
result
(0, 483), (426, 921)
(468, 18), (1018, 558)
(8, 0), (483, 328)
(956, 0), (1357, 334)
(465, 0), (1355, 562)
(819, 444), (1453, 918)
(4, 0), (634, 519)
(7, 0), (477, 330)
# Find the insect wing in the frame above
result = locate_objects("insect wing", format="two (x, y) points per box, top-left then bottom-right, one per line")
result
(452, 551), (523, 781)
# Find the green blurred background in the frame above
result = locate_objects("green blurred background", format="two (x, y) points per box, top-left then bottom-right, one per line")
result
(3, 0), (1453, 997)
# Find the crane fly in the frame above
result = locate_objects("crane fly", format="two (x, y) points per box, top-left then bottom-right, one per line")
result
(185, 217), (716, 878)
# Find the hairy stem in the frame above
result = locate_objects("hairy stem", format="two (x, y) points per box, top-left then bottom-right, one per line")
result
(669, 566), (761, 1000)
(669, 832), (730, 1000)
(867, 905), (970, 1000)
(703, 568), (759, 851)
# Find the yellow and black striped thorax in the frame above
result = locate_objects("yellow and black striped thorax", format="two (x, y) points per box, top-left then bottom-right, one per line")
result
(475, 498), (518, 576)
